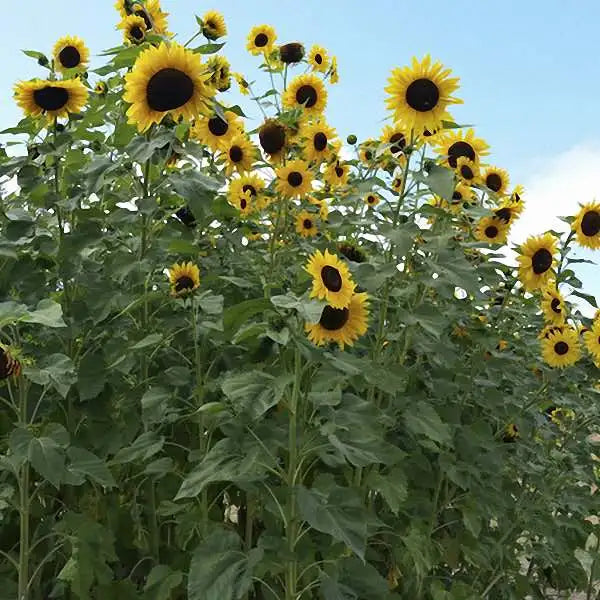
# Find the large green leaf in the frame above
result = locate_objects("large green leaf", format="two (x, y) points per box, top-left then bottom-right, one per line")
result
(67, 447), (116, 488)
(144, 564), (183, 600)
(112, 432), (165, 465)
(29, 435), (65, 488)
(77, 351), (106, 401)
(405, 402), (452, 446)
(23, 299), (66, 327)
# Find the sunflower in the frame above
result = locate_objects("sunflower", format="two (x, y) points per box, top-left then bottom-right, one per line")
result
(483, 166), (510, 195)
(584, 321), (600, 364)
(221, 134), (257, 175)
(296, 211), (319, 238)
(279, 42), (305, 65)
(538, 324), (564, 341)
(541, 326), (581, 368)
(381, 124), (408, 156)
(258, 119), (287, 160)
(191, 111), (242, 151)
(301, 120), (337, 164)
(364, 192), (380, 208)
(573, 201), (600, 250)
(305, 249), (356, 308)
(474, 216), (508, 244)
(247, 25), (277, 55)
(493, 200), (521, 226)
(14, 78), (88, 121)
(502, 423), (519, 443)
(358, 139), (378, 165)
(305, 292), (369, 350)
(119, 15), (148, 44)
(541, 285), (566, 325)
(228, 174), (265, 211)
(201, 10), (227, 40)
(434, 129), (490, 168)
(282, 74), (327, 118)
(308, 44), (330, 73)
(323, 160), (349, 188)
(384, 55), (462, 132)
(450, 181), (476, 208)
(518, 233), (558, 291)
(509, 184), (525, 205)
(0, 346), (21, 380)
(207, 55), (232, 92)
(130, 0), (170, 36)
(234, 72), (250, 96)
(169, 261), (200, 297)
(319, 200), (329, 221)
(338, 242), (367, 263)
(52, 36), (89, 72)
(276, 159), (313, 198)
(329, 56), (339, 84)
(123, 42), (214, 132)
(94, 81), (108, 95)
(114, 0), (130, 17)
(231, 190), (254, 216)
(456, 157), (480, 184)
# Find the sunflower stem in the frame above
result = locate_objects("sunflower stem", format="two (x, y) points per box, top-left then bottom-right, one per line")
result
(183, 30), (202, 48)
(17, 374), (30, 600)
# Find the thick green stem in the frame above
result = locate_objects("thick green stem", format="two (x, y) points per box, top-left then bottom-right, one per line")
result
(18, 377), (29, 600)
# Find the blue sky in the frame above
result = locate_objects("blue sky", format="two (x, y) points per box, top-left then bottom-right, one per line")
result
(2, 0), (599, 306)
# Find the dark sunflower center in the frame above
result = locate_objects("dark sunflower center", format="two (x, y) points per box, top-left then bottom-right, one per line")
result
(495, 207), (511, 223)
(452, 190), (463, 202)
(240, 197), (248, 210)
(365, 150), (373, 160)
(134, 8), (153, 30)
(554, 341), (569, 356)
(551, 298), (561, 313)
(58, 45), (81, 68)
(320, 305), (350, 331)
(313, 132), (327, 151)
(206, 21), (216, 31)
(447, 141), (476, 168)
(335, 166), (344, 178)
(460, 165), (474, 179)
(315, 53), (323, 64)
(287, 171), (303, 187)
(532, 248), (553, 275)
(296, 85), (318, 108)
(242, 184), (257, 196)
(321, 265), (342, 292)
(485, 225), (498, 238)
(389, 132), (406, 153)
(146, 68), (194, 112)
(175, 276), (194, 292)
(229, 145), (243, 163)
(486, 173), (503, 192)
(581, 210), (600, 237)
(208, 116), (229, 136)
(405, 78), (440, 112)
(254, 33), (268, 47)
(303, 218), (313, 229)
(131, 26), (145, 40)
(368, 195), (376, 203)
(259, 122), (286, 154)
(33, 86), (70, 111)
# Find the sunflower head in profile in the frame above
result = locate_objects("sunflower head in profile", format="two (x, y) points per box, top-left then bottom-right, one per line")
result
(0, 345), (22, 380)
(338, 242), (367, 264)
(228, 173), (265, 213)
(282, 74), (327, 118)
(541, 326), (581, 368)
(169, 261), (200, 297)
(323, 160), (349, 189)
(305, 292), (369, 350)
(52, 36), (89, 72)
(308, 44), (330, 73)
(130, 0), (170, 36)
(318, 200), (329, 222)
(191, 110), (242, 151)
(247, 24), (277, 55)
(233, 72), (250, 96)
(301, 120), (337, 164)
(207, 55), (232, 92)
(115, 0), (131, 17)
(14, 78), (88, 121)
(509, 184), (525, 205)
(305, 249), (356, 308)
(474, 216), (508, 244)
(385, 55), (462, 132)
(517, 233), (558, 291)
(541, 285), (566, 325)
(502, 423), (519, 443)
(493, 200), (521, 226)
(221, 134), (257, 175)
(364, 193), (380, 209)
(483, 166), (510, 195)
(573, 201), (600, 250)
(276, 159), (313, 198)
(295, 211), (319, 238)
(381, 124), (408, 157)
(435, 128), (489, 169)
(124, 42), (214, 132)
(456, 156), (480, 184)
(450, 182), (475, 209)
(279, 42), (305, 65)
(201, 10), (227, 40)
(583, 321), (600, 364)
(94, 81), (108, 95)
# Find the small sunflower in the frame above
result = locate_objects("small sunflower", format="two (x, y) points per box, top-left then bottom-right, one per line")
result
(296, 211), (319, 238)
(474, 216), (509, 244)
(308, 44), (330, 73)
(305, 292), (369, 350)
(119, 15), (148, 44)
(450, 181), (476, 208)
(201, 10), (227, 40)
(493, 201), (521, 226)
(53, 36), (89, 72)
(221, 134), (257, 175)
(541, 285), (566, 325)
(338, 242), (367, 263)
(364, 192), (380, 208)
(14, 78), (88, 121)
(228, 174), (265, 211)
(329, 56), (339, 84)
(584, 322), (600, 363)
(247, 25), (277, 55)
(123, 42), (214, 132)
(276, 159), (313, 198)
(207, 55), (232, 92)
(483, 166), (510, 195)
(319, 200), (329, 221)
(381, 124), (408, 156)
(282, 74), (327, 118)
(130, 0), (170, 36)
(323, 160), (349, 188)
(305, 249), (356, 308)
(232, 190), (254, 216)
(541, 326), (581, 369)
(434, 129), (490, 168)
(358, 139), (378, 165)
(114, 0), (130, 17)
(169, 261), (200, 297)
(456, 156), (480, 184)
(234, 72), (250, 96)
(301, 120), (337, 164)
(518, 233), (558, 291)
(509, 184), (525, 205)
(191, 111), (242, 151)
(258, 118), (287, 160)
(0, 346), (22, 380)
(573, 201), (600, 249)
(538, 324), (564, 341)
(94, 81), (108, 95)
(384, 55), (462, 132)
(502, 423), (519, 443)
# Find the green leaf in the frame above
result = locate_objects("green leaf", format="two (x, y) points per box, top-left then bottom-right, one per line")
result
(192, 42), (226, 54)
(0, 301), (27, 327)
(126, 131), (174, 163)
(9, 427), (33, 465)
(67, 447), (116, 488)
(223, 298), (272, 340)
(366, 468), (407, 514)
(415, 164), (455, 201)
(144, 564), (183, 600)
(83, 157), (118, 192)
(405, 402), (452, 446)
(77, 351), (106, 401)
(570, 289), (598, 308)
(130, 333), (163, 350)
(112, 432), (165, 465)
(141, 386), (171, 426)
(29, 436), (65, 488)
(29, 354), (76, 398)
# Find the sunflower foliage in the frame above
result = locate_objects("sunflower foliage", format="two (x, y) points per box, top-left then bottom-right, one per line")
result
(2, 3), (600, 600)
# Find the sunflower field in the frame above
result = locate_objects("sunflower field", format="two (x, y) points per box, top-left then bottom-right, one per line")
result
(3, 2), (600, 599)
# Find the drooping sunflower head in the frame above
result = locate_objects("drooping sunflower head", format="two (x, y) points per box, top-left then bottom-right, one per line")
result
(455, 156), (480, 184)
(279, 42), (305, 64)
(228, 173), (265, 213)
(295, 211), (319, 238)
(384, 55), (462, 132)
(201, 10), (227, 40)
(52, 36), (89, 72)
(130, 0), (170, 36)
(517, 233), (558, 291)
(14, 78), (88, 121)
(221, 134), (257, 175)
(301, 120), (337, 164)
(324, 160), (349, 188)
(282, 74), (327, 118)
(338, 242), (367, 264)
(207, 55), (232, 92)
(305, 292), (369, 350)
(124, 42), (215, 132)
(364, 192), (380, 208)
(493, 200), (521, 226)
(308, 44), (330, 73)
(305, 249), (356, 309)
(541, 285), (566, 325)
(474, 216), (508, 244)
(541, 326), (581, 369)
(0, 345), (22, 380)
(119, 15), (148, 44)
(258, 118), (287, 159)
(276, 159), (313, 199)
(191, 110), (242, 151)
(483, 166), (510, 195)
(233, 72), (250, 96)
(247, 24), (277, 55)
(328, 56), (339, 84)
(435, 128), (489, 169)
(381, 123), (408, 157)
(169, 261), (200, 297)
(573, 201), (600, 250)
(583, 321), (600, 363)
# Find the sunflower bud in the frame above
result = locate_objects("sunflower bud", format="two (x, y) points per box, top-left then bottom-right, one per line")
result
(346, 134), (357, 145)
(37, 55), (49, 67)
(279, 42), (305, 64)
